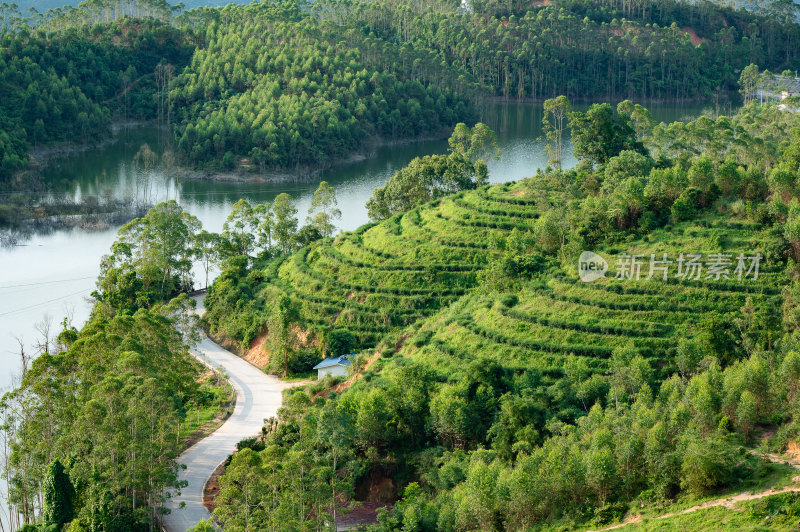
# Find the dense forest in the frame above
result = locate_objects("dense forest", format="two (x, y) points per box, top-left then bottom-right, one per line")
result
(195, 99), (800, 530)
(2, 0), (800, 181)
(168, 1), (473, 170)
(0, 3), (195, 181)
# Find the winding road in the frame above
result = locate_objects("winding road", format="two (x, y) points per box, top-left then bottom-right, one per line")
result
(162, 297), (289, 532)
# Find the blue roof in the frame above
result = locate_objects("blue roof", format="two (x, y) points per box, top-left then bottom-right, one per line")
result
(313, 354), (354, 370)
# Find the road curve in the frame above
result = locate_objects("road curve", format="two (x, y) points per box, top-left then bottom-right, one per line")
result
(162, 298), (288, 532)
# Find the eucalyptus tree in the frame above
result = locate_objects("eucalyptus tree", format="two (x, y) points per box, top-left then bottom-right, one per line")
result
(542, 95), (571, 170)
(96, 200), (201, 312)
(273, 193), (299, 254)
(221, 199), (257, 259)
(307, 181), (341, 239)
(194, 230), (220, 290)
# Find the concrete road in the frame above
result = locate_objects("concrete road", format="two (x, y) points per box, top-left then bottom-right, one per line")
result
(162, 299), (288, 531)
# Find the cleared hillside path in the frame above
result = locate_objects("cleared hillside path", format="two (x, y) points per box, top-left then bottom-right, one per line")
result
(590, 447), (800, 531)
(162, 296), (289, 532)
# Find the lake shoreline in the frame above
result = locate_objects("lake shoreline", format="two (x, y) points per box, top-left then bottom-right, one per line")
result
(484, 95), (717, 105)
(168, 129), (454, 184)
(14, 123), (453, 186)
(26, 120), (166, 169)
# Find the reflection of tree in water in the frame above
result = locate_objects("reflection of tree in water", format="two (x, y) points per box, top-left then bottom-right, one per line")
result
(134, 143), (158, 205)
(0, 141), (170, 248)
(0, 197), (150, 248)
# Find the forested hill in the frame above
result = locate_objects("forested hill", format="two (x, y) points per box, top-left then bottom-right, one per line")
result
(2, 0), (800, 181)
(10, 0), (250, 12)
(318, 0), (800, 101)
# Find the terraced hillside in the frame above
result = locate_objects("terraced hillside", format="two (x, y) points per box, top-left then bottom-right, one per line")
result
(205, 171), (796, 531)
(206, 180), (551, 350)
(207, 179), (785, 371)
(402, 215), (783, 381)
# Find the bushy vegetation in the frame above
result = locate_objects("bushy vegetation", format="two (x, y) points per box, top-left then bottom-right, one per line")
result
(312, 0), (800, 101)
(1, 200), (233, 531)
(0, 302), (221, 531)
(201, 100), (800, 530)
(169, 1), (473, 171)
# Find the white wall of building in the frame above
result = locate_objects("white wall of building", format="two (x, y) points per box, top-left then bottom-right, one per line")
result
(317, 364), (349, 379)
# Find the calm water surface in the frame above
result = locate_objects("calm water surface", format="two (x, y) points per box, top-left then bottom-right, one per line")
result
(0, 102), (706, 392)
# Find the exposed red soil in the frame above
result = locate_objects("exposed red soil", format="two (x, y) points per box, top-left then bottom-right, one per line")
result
(681, 26), (706, 46)
(244, 331), (270, 369)
(332, 352), (381, 393)
(337, 502), (392, 530)
(203, 461), (227, 513)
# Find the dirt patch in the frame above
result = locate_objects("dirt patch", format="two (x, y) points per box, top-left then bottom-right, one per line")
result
(394, 333), (410, 353)
(203, 461), (227, 513)
(590, 514), (642, 531)
(196, 369), (215, 383)
(787, 441), (800, 461)
(291, 324), (318, 350)
(333, 352), (381, 393)
(511, 189), (526, 197)
(681, 27), (706, 46)
(244, 331), (270, 370)
(338, 502), (392, 530)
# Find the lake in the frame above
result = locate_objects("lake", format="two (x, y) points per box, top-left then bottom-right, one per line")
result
(0, 101), (707, 394)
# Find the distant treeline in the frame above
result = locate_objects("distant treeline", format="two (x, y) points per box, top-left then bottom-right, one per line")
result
(1, 0), (799, 179)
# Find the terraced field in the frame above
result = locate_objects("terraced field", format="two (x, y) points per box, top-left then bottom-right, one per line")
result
(251, 181), (546, 348)
(245, 180), (784, 371)
(398, 214), (784, 379)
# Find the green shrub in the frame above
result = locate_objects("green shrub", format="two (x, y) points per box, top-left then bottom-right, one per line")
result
(236, 437), (266, 452)
(679, 435), (740, 496)
(288, 350), (320, 374)
(412, 330), (435, 348)
(499, 294), (519, 307)
(328, 329), (356, 356)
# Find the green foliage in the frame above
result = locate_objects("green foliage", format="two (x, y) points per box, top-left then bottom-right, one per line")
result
(312, 0), (800, 103)
(0, 10), (193, 181)
(570, 103), (647, 166)
(94, 201), (200, 312)
(680, 435), (740, 496)
(170, 1), (472, 171)
(308, 181), (341, 239)
(186, 518), (217, 532)
(43, 459), (75, 527)
(543, 95), (572, 169)
(199, 102), (800, 531)
(367, 123), (496, 221)
(3, 307), (207, 530)
(327, 329), (356, 357)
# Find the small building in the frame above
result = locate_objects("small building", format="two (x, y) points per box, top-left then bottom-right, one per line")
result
(756, 74), (800, 104)
(313, 355), (354, 379)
